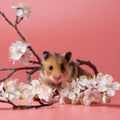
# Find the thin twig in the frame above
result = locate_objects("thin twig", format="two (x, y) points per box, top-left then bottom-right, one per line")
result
(29, 60), (40, 65)
(0, 99), (53, 110)
(0, 99), (17, 106)
(0, 11), (14, 27)
(7, 99), (17, 106)
(0, 100), (9, 104)
(0, 66), (41, 82)
(76, 59), (98, 75)
(26, 67), (41, 83)
(17, 17), (23, 24)
(0, 11), (42, 65)
(15, 16), (19, 26)
(13, 102), (53, 110)
(28, 46), (42, 65)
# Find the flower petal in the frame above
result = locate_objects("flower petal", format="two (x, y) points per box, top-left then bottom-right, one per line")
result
(73, 87), (80, 94)
(16, 9), (23, 16)
(107, 88), (115, 97)
(69, 92), (76, 100)
(97, 85), (107, 92)
(31, 80), (40, 87)
(111, 82), (120, 90)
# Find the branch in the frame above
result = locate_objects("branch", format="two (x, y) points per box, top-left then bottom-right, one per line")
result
(15, 16), (23, 25)
(76, 59), (98, 75)
(0, 99), (17, 106)
(0, 11), (42, 65)
(15, 16), (19, 26)
(0, 66), (41, 82)
(17, 17), (23, 24)
(13, 103), (53, 110)
(26, 67), (41, 83)
(0, 11), (14, 27)
(29, 60), (40, 65)
(28, 46), (42, 65)
(0, 99), (53, 110)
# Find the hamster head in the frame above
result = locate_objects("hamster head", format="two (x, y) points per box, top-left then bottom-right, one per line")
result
(41, 51), (73, 84)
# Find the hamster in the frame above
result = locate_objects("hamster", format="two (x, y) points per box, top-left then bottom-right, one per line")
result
(39, 51), (92, 88)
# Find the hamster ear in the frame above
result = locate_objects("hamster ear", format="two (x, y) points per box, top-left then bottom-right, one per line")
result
(43, 51), (50, 60)
(65, 52), (72, 61)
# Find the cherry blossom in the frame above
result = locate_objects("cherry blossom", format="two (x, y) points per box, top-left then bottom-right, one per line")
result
(96, 73), (120, 97)
(0, 79), (21, 102)
(31, 80), (53, 102)
(60, 80), (82, 101)
(18, 82), (34, 103)
(9, 41), (32, 64)
(0, 73), (119, 106)
(83, 88), (102, 105)
(79, 76), (97, 89)
(11, 2), (31, 19)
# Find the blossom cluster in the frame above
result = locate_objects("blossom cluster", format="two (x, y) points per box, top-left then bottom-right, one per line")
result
(59, 73), (120, 105)
(0, 73), (120, 105)
(0, 79), (53, 103)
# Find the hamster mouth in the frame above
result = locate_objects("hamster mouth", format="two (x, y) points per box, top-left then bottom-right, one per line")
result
(53, 79), (62, 84)
(52, 78), (63, 84)
(52, 75), (70, 84)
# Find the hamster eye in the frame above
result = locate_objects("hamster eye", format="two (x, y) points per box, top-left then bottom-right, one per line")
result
(49, 65), (53, 70)
(60, 64), (65, 71)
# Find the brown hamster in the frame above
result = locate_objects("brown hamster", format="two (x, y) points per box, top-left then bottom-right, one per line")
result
(39, 51), (92, 87)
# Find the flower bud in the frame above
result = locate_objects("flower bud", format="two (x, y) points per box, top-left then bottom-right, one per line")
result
(102, 93), (111, 103)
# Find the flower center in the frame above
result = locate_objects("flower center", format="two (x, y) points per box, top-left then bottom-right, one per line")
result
(69, 87), (74, 92)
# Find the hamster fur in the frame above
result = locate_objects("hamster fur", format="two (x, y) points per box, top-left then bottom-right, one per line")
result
(39, 51), (92, 88)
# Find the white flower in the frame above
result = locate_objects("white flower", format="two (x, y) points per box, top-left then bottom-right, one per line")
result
(18, 82), (34, 103)
(31, 79), (42, 94)
(79, 76), (97, 89)
(18, 80), (53, 103)
(97, 73), (120, 96)
(60, 80), (81, 100)
(11, 2), (31, 19)
(1, 79), (21, 102)
(83, 88), (102, 105)
(20, 49), (33, 65)
(31, 80), (53, 102)
(9, 41), (32, 64)
(38, 85), (53, 102)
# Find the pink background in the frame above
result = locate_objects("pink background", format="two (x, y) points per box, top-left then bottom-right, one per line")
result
(0, 0), (120, 120)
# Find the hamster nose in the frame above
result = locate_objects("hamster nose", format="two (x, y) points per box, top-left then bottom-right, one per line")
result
(53, 75), (62, 81)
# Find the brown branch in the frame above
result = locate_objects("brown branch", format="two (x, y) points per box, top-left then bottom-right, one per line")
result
(13, 103), (53, 110)
(28, 46), (42, 65)
(0, 99), (53, 110)
(76, 59), (98, 75)
(0, 11), (14, 27)
(15, 16), (23, 25)
(7, 99), (17, 106)
(26, 67), (41, 83)
(17, 17), (23, 24)
(29, 60), (40, 65)
(0, 11), (42, 65)
(15, 16), (19, 26)
(0, 99), (17, 106)
(14, 25), (26, 41)
(0, 66), (41, 82)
